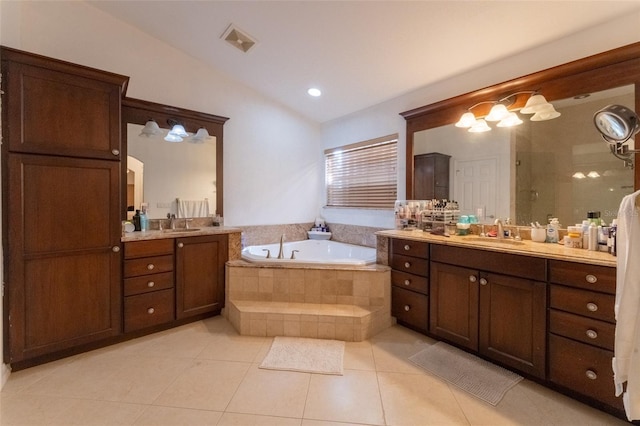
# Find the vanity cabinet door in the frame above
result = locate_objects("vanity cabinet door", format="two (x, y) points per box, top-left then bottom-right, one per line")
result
(175, 234), (228, 319)
(429, 262), (479, 351)
(5, 154), (122, 364)
(478, 272), (547, 378)
(2, 48), (127, 160)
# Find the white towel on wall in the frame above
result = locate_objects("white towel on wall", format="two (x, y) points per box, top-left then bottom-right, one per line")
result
(613, 189), (640, 420)
(177, 199), (210, 218)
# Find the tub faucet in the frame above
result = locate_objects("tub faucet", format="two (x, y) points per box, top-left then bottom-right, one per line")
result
(494, 218), (504, 239)
(277, 234), (285, 259)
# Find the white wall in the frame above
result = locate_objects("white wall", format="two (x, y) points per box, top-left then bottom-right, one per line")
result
(0, 0), (323, 227)
(321, 10), (640, 228)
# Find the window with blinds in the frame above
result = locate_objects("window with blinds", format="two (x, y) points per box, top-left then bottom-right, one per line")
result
(325, 134), (398, 208)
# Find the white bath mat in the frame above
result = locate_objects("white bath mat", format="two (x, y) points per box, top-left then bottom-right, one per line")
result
(409, 341), (523, 405)
(260, 336), (344, 375)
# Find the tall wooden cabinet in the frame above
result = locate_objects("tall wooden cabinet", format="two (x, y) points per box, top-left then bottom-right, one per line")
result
(413, 153), (450, 200)
(1, 47), (129, 365)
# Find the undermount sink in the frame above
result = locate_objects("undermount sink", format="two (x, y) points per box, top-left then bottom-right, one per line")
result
(162, 228), (201, 233)
(461, 236), (525, 246)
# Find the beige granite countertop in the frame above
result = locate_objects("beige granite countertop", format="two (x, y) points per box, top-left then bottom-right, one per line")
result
(377, 229), (617, 267)
(121, 226), (242, 243)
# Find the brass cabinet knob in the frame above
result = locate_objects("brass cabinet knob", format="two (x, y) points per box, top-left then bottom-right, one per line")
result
(586, 302), (598, 312)
(479, 278), (488, 286)
(469, 275), (477, 283)
(585, 274), (598, 284)
(586, 329), (598, 339)
(147, 281), (155, 288)
(112, 246), (120, 253)
(111, 149), (120, 156)
(585, 370), (597, 380)
(404, 279), (410, 286)
(404, 244), (410, 251)
(404, 262), (411, 268)
(147, 264), (155, 270)
(178, 242), (184, 248)
(147, 307), (155, 314)
(404, 305), (411, 312)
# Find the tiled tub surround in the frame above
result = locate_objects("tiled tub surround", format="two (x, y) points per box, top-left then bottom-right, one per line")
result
(225, 261), (392, 341)
(238, 222), (385, 247)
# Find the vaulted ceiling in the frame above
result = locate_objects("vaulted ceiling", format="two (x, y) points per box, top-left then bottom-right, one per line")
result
(89, 1), (640, 123)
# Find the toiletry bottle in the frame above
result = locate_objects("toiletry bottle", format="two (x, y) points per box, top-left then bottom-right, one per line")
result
(581, 220), (590, 249)
(139, 210), (148, 232)
(133, 209), (141, 231)
(588, 222), (598, 251)
(610, 219), (617, 256)
(546, 218), (559, 243)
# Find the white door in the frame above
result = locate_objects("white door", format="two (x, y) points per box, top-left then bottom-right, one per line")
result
(454, 158), (497, 221)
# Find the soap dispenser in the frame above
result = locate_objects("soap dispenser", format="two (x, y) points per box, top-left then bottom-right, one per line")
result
(133, 210), (141, 232)
(546, 218), (560, 243)
(139, 210), (148, 232)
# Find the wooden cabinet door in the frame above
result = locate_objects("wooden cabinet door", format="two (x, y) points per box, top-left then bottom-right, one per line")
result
(2, 51), (126, 160)
(175, 235), (228, 319)
(413, 153), (450, 200)
(429, 262), (479, 351)
(478, 272), (547, 378)
(6, 154), (122, 363)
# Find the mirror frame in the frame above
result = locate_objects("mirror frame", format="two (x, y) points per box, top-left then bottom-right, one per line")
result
(402, 42), (640, 200)
(121, 97), (229, 219)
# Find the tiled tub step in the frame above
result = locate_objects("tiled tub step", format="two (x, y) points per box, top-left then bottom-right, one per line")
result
(226, 299), (386, 342)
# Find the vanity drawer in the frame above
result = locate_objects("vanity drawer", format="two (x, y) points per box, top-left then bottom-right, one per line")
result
(124, 255), (174, 278)
(391, 270), (428, 295)
(124, 271), (174, 296)
(392, 286), (428, 332)
(391, 239), (429, 259)
(390, 254), (429, 278)
(550, 285), (615, 323)
(124, 289), (175, 333)
(125, 239), (174, 259)
(548, 260), (615, 294)
(549, 309), (615, 351)
(549, 334), (622, 410)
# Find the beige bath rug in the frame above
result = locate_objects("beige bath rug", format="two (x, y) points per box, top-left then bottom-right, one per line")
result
(260, 336), (344, 375)
(409, 341), (523, 405)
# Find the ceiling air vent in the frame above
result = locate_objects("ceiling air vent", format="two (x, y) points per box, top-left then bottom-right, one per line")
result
(221, 24), (257, 53)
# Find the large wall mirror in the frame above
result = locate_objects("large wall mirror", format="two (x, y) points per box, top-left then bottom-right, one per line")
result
(403, 43), (640, 227)
(122, 98), (229, 219)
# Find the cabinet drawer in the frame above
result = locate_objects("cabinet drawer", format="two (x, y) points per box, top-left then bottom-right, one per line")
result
(550, 285), (615, 323)
(124, 255), (174, 278)
(125, 239), (174, 259)
(390, 254), (429, 277)
(548, 260), (615, 294)
(550, 309), (615, 351)
(392, 286), (428, 332)
(391, 270), (428, 295)
(124, 289), (174, 333)
(124, 271), (174, 296)
(549, 334), (623, 410)
(391, 239), (429, 259)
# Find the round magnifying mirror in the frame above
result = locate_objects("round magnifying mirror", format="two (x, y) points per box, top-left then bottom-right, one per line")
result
(593, 104), (639, 143)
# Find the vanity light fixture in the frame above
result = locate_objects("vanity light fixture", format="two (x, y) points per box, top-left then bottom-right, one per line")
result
(139, 119), (162, 137)
(189, 127), (212, 144)
(164, 119), (189, 143)
(455, 91), (561, 132)
(572, 172), (587, 179)
(594, 104), (640, 167)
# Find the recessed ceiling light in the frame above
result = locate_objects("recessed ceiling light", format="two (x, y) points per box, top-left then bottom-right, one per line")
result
(307, 88), (322, 97)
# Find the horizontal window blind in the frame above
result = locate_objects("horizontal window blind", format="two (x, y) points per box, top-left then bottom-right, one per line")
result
(325, 135), (397, 208)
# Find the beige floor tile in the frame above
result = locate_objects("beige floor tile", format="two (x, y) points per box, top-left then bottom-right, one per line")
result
(343, 341), (376, 371)
(133, 405), (224, 425)
(0, 393), (79, 425)
(153, 359), (251, 411)
(0, 355), (77, 394)
(371, 325), (434, 373)
(377, 371), (469, 425)
(218, 412), (302, 425)
(304, 369), (385, 425)
(226, 364), (310, 418)
(198, 334), (269, 363)
(51, 399), (147, 425)
(301, 420), (367, 426)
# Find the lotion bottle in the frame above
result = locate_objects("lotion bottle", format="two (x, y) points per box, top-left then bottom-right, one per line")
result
(588, 222), (598, 251)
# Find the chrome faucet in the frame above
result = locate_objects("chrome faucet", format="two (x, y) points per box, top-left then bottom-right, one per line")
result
(494, 218), (504, 239)
(277, 234), (285, 259)
(168, 213), (176, 230)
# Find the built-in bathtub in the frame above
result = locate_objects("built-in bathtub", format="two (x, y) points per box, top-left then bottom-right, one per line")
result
(241, 239), (376, 266)
(227, 239), (391, 341)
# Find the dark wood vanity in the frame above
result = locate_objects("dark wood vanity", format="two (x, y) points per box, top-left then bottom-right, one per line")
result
(1, 46), (235, 370)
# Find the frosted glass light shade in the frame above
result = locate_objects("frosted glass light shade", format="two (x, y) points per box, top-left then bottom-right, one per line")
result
(169, 124), (188, 137)
(139, 119), (162, 137)
(455, 112), (477, 128)
(497, 112), (523, 127)
(164, 132), (183, 142)
(190, 127), (211, 143)
(468, 119), (491, 133)
(521, 94), (552, 114)
(485, 104), (510, 122)
(530, 104), (561, 121)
